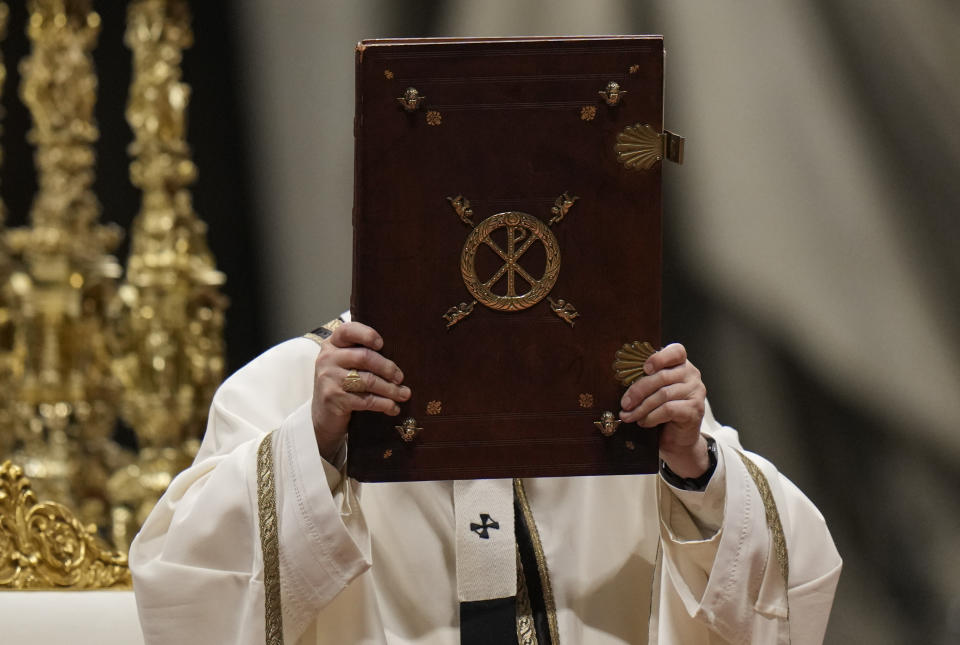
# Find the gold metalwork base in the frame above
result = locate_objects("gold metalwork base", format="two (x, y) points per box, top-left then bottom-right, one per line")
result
(0, 461), (131, 589)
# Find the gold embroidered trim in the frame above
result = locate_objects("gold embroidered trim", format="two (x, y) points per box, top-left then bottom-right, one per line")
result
(514, 478), (560, 644)
(737, 452), (790, 618)
(302, 332), (327, 346)
(516, 548), (539, 645)
(303, 317), (345, 346)
(257, 432), (284, 644)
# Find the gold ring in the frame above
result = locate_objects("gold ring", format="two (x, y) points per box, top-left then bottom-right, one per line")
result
(341, 369), (365, 393)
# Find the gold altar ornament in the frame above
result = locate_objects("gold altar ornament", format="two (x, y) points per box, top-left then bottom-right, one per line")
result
(107, 0), (227, 550)
(3, 0), (124, 530)
(0, 1), (11, 461)
(0, 461), (130, 589)
(0, 0), (227, 553)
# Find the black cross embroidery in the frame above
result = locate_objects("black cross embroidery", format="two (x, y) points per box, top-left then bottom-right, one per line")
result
(470, 513), (500, 539)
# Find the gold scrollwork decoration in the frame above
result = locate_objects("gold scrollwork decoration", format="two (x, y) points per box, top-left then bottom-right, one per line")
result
(426, 110), (442, 126)
(0, 461), (131, 589)
(613, 341), (657, 386)
(579, 105), (596, 121)
(426, 400), (442, 415)
(461, 211), (560, 312)
(578, 393), (594, 409)
(3, 0), (124, 531)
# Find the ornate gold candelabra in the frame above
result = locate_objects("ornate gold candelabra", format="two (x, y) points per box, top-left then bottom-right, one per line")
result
(3, 0), (125, 529)
(0, 2), (14, 461)
(0, 0), (226, 563)
(107, 0), (226, 550)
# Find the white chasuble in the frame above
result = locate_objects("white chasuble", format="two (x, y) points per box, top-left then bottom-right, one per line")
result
(130, 337), (841, 645)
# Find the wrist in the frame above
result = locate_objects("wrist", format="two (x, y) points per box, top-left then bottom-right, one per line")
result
(660, 435), (713, 481)
(316, 433), (346, 465)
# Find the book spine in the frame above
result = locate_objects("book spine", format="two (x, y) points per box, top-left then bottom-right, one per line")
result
(350, 44), (365, 323)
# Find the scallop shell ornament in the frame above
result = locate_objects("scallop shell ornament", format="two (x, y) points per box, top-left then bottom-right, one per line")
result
(614, 123), (663, 170)
(612, 341), (658, 386)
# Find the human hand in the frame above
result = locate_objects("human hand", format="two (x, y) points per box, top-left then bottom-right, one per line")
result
(311, 322), (410, 463)
(618, 343), (709, 478)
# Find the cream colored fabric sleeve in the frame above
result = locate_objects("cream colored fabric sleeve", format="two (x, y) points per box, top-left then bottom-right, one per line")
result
(661, 439), (727, 537)
(652, 406), (842, 644)
(129, 338), (371, 645)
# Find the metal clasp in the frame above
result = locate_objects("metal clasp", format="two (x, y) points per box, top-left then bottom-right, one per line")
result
(614, 124), (685, 170)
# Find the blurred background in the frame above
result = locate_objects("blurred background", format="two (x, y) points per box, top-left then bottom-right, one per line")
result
(1, 0), (957, 642)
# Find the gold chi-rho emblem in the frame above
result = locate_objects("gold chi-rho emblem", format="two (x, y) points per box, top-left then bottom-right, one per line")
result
(443, 193), (580, 328)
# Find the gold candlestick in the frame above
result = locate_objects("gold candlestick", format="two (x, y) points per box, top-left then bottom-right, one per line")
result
(0, 2), (14, 460)
(108, 0), (227, 549)
(3, 0), (124, 529)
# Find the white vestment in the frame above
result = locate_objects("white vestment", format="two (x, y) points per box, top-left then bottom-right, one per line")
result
(130, 337), (841, 644)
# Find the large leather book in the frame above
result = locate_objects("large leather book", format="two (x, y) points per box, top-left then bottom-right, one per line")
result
(349, 36), (676, 482)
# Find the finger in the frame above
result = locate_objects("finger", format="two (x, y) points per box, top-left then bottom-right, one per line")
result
(639, 389), (705, 428)
(620, 364), (689, 410)
(339, 367), (411, 403)
(329, 321), (384, 351)
(343, 392), (403, 416)
(333, 347), (404, 384)
(620, 382), (695, 424)
(645, 343), (687, 375)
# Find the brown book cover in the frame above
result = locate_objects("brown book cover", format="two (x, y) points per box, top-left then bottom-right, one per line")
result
(348, 36), (670, 482)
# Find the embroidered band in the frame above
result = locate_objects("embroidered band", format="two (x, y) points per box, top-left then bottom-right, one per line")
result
(257, 431), (284, 644)
(736, 452), (790, 619)
(303, 316), (346, 346)
(514, 478), (560, 644)
(516, 549), (539, 645)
